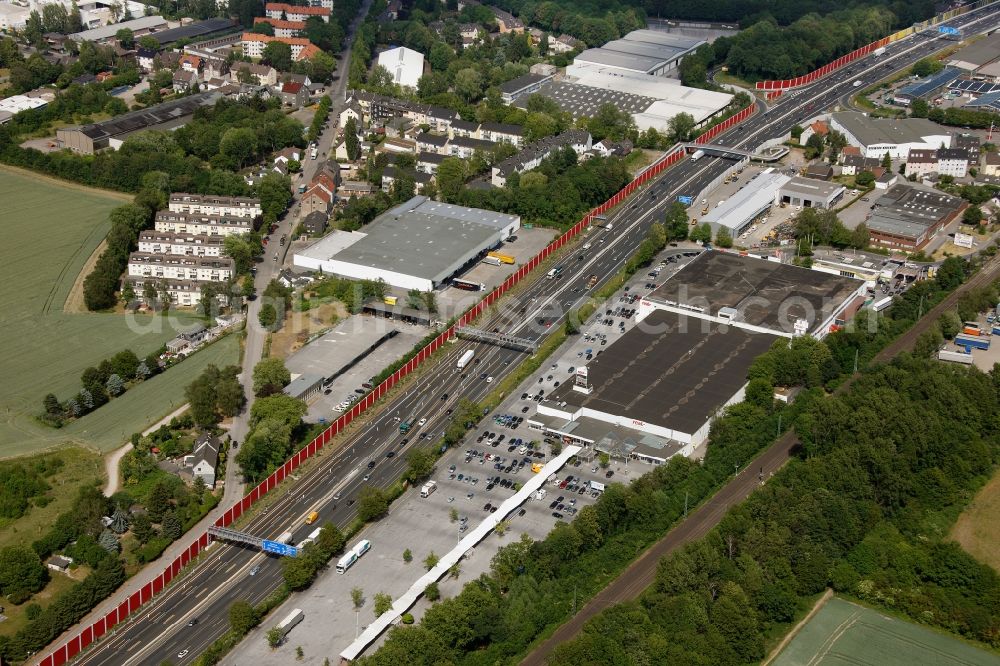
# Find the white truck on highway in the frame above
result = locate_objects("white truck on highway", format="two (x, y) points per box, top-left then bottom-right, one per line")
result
(690, 149), (705, 161)
(874, 46), (886, 57)
(457, 349), (475, 369)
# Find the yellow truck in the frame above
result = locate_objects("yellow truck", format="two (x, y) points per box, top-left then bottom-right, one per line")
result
(531, 463), (544, 473)
(305, 511), (319, 525)
(384, 295), (397, 305)
(487, 251), (516, 265)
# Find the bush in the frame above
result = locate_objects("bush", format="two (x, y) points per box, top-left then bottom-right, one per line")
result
(401, 612), (414, 624)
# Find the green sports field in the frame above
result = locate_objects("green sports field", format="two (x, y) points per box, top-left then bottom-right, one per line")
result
(0, 169), (236, 457)
(772, 597), (1000, 666)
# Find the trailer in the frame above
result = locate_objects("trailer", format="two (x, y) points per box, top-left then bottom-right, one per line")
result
(481, 256), (501, 266)
(871, 296), (893, 312)
(299, 528), (323, 547)
(487, 251), (516, 265)
(874, 46), (886, 57)
(938, 349), (974, 364)
(274, 609), (304, 639)
(955, 334), (990, 351)
(457, 349), (475, 369)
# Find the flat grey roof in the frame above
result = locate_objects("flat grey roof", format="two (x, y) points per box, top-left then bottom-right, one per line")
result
(68, 91), (223, 142)
(299, 196), (517, 281)
(703, 169), (790, 231)
(648, 251), (862, 335)
(779, 176), (845, 199)
(548, 309), (777, 434)
(70, 15), (166, 42)
(831, 112), (947, 147)
(498, 72), (549, 94)
(948, 33), (1000, 68)
(866, 215), (931, 240)
(285, 322), (398, 380)
(573, 48), (665, 73)
(149, 18), (235, 45)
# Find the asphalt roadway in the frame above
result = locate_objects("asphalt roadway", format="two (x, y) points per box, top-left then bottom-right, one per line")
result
(67, 5), (1000, 665)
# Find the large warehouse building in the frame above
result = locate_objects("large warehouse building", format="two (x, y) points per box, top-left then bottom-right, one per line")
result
(531, 252), (864, 462)
(568, 30), (704, 77)
(293, 196), (519, 291)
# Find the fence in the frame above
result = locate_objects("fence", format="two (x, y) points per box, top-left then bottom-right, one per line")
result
(37, 104), (756, 666)
(754, 0), (997, 91)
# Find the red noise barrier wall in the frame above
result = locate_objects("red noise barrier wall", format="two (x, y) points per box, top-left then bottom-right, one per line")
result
(38, 105), (756, 666)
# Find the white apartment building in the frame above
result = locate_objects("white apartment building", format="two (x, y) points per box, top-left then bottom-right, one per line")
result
(123, 278), (211, 307)
(241, 33), (319, 60)
(264, 2), (329, 22)
(138, 231), (226, 257)
(937, 148), (970, 178)
(127, 253), (234, 282)
(168, 194), (262, 219)
(155, 211), (253, 236)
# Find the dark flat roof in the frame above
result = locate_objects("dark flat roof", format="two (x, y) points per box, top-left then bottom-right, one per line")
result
(149, 18), (236, 45)
(549, 309), (777, 434)
(647, 251), (861, 335)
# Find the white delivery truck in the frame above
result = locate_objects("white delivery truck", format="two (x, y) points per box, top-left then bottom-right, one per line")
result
(874, 46), (886, 57)
(457, 349), (475, 369)
(690, 149), (705, 161)
(420, 480), (437, 497)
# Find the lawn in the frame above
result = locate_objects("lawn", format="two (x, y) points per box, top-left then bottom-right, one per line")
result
(950, 468), (1000, 572)
(771, 596), (999, 666)
(0, 169), (213, 457)
(0, 448), (104, 552)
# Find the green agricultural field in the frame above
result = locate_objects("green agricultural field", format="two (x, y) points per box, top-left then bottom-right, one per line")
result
(0, 169), (232, 457)
(772, 597), (999, 666)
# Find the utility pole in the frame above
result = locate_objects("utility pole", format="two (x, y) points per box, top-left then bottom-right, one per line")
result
(853, 348), (859, 374)
(684, 491), (689, 517)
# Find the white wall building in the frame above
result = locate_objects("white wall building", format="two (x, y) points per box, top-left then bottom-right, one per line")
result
(127, 253), (234, 281)
(829, 112), (951, 160)
(168, 193), (262, 219)
(377, 46), (425, 88)
(137, 230), (226, 256)
(155, 211), (253, 236)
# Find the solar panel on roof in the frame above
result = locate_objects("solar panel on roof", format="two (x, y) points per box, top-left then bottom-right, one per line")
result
(898, 67), (962, 98)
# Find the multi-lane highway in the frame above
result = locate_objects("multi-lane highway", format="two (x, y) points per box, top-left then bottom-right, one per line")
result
(65, 5), (1000, 664)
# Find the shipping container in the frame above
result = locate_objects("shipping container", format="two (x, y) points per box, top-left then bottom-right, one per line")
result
(487, 251), (516, 265)
(275, 609), (304, 638)
(962, 322), (982, 336)
(482, 256), (501, 266)
(938, 349), (974, 364)
(955, 334), (990, 351)
(457, 349), (475, 369)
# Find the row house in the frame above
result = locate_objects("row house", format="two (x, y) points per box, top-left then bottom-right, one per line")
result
(264, 2), (330, 22)
(241, 33), (321, 61)
(491, 130), (592, 187)
(381, 166), (434, 193)
(126, 253), (234, 282)
(156, 211), (254, 236)
(983, 151), (1000, 176)
(903, 147), (973, 179)
(840, 154), (883, 177)
(448, 135), (494, 159)
(253, 16), (305, 38)
(138, 230), (226, 257)
(301, 160), (342, 215)
(169, 193), (263, 219)
(231, 62), (279, 86)
(445, 120), (525, 148)
(122, 277), (207, 307)
(348, 91), (458, 132)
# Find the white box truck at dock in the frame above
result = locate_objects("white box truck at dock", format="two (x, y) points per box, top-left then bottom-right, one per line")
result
(457, 349), (475, 369)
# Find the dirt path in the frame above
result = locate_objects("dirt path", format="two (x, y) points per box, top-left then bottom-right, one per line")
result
(64, 238), (107, 314)
(761, 588), (834, 666)
(102, 403), (190, 496)
(0, 164), (132, 201)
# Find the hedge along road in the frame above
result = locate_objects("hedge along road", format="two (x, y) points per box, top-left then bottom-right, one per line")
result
(521, 252), (1000, 666)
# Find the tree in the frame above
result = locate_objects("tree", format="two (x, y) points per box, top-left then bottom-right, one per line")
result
(745, 377), (774, 409)
(564, 315), (579, 335)
(224, 235), (260, 274)
(938, 311), (962, 339)
(436, 157), (467, 202)
(106, 373), (125, 397)
(262, 40), (292, 72)
(351, 587), (364, 610)
(423, 551), (439, 570)
(0, 545), (48, 598)
(138, 35), (159, 50)
(424, 581), (440, 601)
(856, 170), (875, 187)
(282, 554), (316, 590)
(598, 452), (610, 468)
(454, 68), (483, 101)
(296, 646), (304, 659)
(220, 127), (258, 170)
(667, 112), (696, 144)
(161, 510), (182, 540)
(116, 27), (134, 48)
(251, 21), (275, 36)
(804, 133), (825, 159)
(345, 117), (361, 161)
(357, 486), (388, 521)
(881, 152), (892, 169)
(98, 529), (120, 553)
(43, 393), (61, 416)
(963, 205), (983, 226)
(259, 303), (278, 330)
(403, 548), (412, 563)
(403, 448), (435, 484)
(664, 202), (690, 241)
(253, 357), (291, 397)
(790, 125), (804, 142)
(911, 99), (929, 118)
(258, 173), (292, 225)
(267, 626), (284, 648)
(147, 481), (171, 522)
(109, 507), (130, 534)
(690, 222), (712, 244)
(826, 130), (848, 161)
(230, 600), (260, 635)
(912, 57), (944, 77)
(373, 592), (393, 617)
(131, 512), (155, 543)
(715, 228), (733, 248)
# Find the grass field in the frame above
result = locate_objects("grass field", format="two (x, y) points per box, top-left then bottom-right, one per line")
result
(0, 169), (218, 458)
(771, 597), (999, 666)
(950, 468), (1000, 572)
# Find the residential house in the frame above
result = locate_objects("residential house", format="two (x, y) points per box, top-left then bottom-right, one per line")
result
(381, 165), (434, 193)
(592, 139), (633, 157)
(953, 132), (980, 164)
(137, 47), (158, 72)
(46, 556), (73, 573)
(416, 132), (449, 153)
(491, 6), (524, 33)
(416, 151), (447, 174)
(377, 137), (418, 154)
(166, 323), (209, 352)
(264, 2), (330, 22)
(448, 135), (493, 159)
(300, 211), (328, 236)
(983, 151), (1000, 176)
(241, 33), (321, 61)
(905, 148), (938, 178)
(338, 180), (376, 199)
(492, 130), (592, 186)
(279, 81), (310, 108)
(173, 69), (198, 92)
(254, 16), (306, 38)
(384, 116), (414, 138)
(479, 121), (525, 148)
(186, 433), (220, 488)
(203, 57), (229, 80)
(301, 184), (333, 215)
(804, 162), (834, 181)
(179, 54), (202, 73)
(937, 147), (970, 178)
(273, 146), (302, 168)
(840, 154), (882, 177)
(339, 103), (363, 130)
(875, 172), (899, 190)
(231, 62), (278, 86)
(449, 118), (480, 139)
(549, 34), (580, 54)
